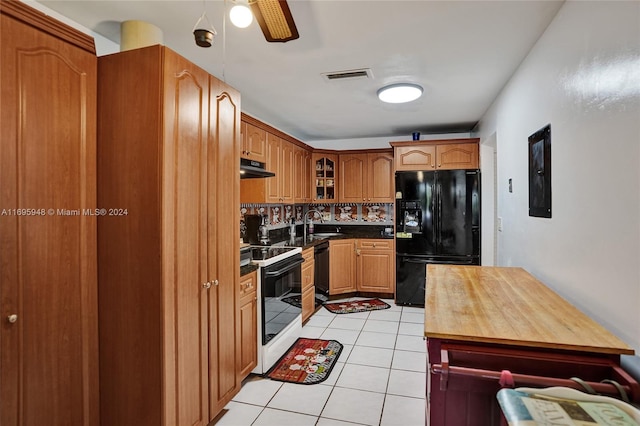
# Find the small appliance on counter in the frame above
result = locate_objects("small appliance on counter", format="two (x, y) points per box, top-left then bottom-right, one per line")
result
(243, 214), (265, 245)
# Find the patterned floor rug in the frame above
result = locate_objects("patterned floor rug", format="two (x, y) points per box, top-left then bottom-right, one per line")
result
(266, 338), (342, 385)
(323, 298), (391, 314)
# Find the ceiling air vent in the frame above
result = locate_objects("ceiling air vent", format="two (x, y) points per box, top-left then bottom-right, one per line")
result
(321, 68), (373, 82)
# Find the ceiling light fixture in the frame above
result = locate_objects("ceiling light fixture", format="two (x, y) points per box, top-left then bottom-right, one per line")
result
(377, 83), (423, 104)
(229, 0), (253, 28)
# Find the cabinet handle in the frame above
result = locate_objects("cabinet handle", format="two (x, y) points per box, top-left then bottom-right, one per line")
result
(373, 243), (376, 248)
(203, 282), (211, 289)
(7, 314), (17, 324)
(213, 279), (219, 286)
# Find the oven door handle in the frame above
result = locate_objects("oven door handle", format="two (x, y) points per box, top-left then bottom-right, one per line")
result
(264, 258), (304, 277)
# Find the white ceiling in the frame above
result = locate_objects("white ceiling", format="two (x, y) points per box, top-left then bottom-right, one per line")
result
(37, 0), (564, 143)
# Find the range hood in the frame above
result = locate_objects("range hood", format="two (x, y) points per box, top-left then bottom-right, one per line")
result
(240, 158), (275, 179)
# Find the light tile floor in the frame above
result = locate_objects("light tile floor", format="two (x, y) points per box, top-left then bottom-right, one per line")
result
(214, 298), (426, 426)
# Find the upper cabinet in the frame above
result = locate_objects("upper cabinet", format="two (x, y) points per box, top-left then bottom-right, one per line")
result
(241, 122), (267, 162)
(312, 153), (338, 203)
(391, 139), (479, 171)
(339, 152), (394, 203)
(240, 118), (302, 204)
(294, 145), (312, 203)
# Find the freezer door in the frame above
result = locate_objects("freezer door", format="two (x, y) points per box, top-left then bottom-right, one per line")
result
(395, 171), (436, 255)
(436, 170), (480, 257)
(395, 255), (480, 306)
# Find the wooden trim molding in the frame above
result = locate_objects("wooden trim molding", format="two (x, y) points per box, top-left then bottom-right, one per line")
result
(390, 138), (480, 148)
(0, 0), (96, 54)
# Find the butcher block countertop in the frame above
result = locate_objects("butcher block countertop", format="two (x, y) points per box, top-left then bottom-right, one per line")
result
(424, 265), (634, 356)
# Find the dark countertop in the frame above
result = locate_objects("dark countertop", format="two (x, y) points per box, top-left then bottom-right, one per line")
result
(272, 225), (394, 250)
(240, 263), (259, 276)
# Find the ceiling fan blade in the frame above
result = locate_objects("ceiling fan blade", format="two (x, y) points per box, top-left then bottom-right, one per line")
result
(250, 0), (299, 43)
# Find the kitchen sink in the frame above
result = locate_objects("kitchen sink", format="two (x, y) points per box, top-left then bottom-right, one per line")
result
(311, 233), (344, 238)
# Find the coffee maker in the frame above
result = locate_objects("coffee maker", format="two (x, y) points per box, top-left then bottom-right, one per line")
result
(243, 214), (270, 245)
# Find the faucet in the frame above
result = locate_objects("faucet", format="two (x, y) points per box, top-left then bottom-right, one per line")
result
(303, 209), (324, 242)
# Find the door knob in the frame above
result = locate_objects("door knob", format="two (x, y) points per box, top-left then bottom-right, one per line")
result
(203, 282), (212, 289)
(7, 314), (18, 324)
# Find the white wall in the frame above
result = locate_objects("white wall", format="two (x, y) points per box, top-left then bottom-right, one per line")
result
(474, 1), (640, 352)
(27, 1), (119, 55)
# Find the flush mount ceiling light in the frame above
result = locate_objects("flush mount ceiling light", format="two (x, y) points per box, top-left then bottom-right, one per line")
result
(230, 0), (253, 28)
(377, 83), (423, 104)
(250, 0), (299, 42)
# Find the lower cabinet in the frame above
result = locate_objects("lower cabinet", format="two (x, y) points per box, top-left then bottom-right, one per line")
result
(301, 248), (315, 322)
(238, 271), (258, 379)
(329, 239), (394, 296)
(356, 240), (394, 293)
(329, 240), (357, 295)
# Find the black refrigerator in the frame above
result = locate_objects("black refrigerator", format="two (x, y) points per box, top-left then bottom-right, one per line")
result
(395, 170), (480, 306)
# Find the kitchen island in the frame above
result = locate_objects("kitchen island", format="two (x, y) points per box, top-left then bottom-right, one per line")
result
(424, 265), (638, 425)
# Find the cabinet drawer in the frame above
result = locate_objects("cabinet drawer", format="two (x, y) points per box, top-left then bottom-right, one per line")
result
(302, 248), (314, 263)
(239, 272), (257, 303)
(357, 239), (392, 250)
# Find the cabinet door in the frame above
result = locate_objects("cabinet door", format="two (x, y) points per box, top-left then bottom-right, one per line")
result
(280, 140), (294, 203)
(208, 77), (241, 418)
(265, 133), (281, 203)
(356, 247), (395, 293)
(329, 240), (357, 295)
(436, 143), (479, 170)
(339, 154), (367, 202)
(238, 272), (257, 379)
(394, 145), (436, 171)
(294, 145), (311, 203)
(163, 49), (211, 426)
(301, 259), (315, 322)
(242, 122), (267, 162)
(367, 152), (395, 202)
(0, 7), (99, 426)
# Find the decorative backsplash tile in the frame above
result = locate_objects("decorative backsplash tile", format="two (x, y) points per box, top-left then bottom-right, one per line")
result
(362, 204), (389, 222)
(334, 204), (358, 222)
(241, 203), (394, 229)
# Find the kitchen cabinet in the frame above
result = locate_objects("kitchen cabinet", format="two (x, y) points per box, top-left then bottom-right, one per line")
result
(329, 240), (357, 294)
(339, 152), (394, 203)
(97, 45), (240, 425)
(301, 248), (316, 322)
(356, 240), (395, 293)
(312, 153), (338, 203)
(241, 132), (294, 204)
(0, 2), (99, 425)
(391, 139), (479, 171)
(329, 239), (395, 296)
(294, 145), (312, 203)
(238, 271), (257, 379)
(241, 121), (267, 162)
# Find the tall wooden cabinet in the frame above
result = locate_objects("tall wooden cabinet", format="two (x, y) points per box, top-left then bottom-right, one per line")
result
(97, 45), (240, 425)
(0, 2), (99, 425)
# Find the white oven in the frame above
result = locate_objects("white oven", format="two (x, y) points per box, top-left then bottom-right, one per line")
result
(249, 245), (303, 374)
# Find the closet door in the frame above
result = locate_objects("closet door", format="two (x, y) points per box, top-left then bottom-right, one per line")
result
(0, 4), (98, 426)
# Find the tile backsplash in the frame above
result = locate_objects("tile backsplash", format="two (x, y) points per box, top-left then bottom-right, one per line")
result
(241, 203), (394, 230)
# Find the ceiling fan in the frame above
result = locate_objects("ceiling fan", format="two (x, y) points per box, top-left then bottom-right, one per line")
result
(249, 0), (299, 42)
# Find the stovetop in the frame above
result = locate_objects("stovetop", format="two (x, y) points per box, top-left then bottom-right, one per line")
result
(249, 245), (302, 267)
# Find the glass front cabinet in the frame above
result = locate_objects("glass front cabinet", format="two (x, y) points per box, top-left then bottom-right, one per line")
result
(311, 154), (338, 203)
